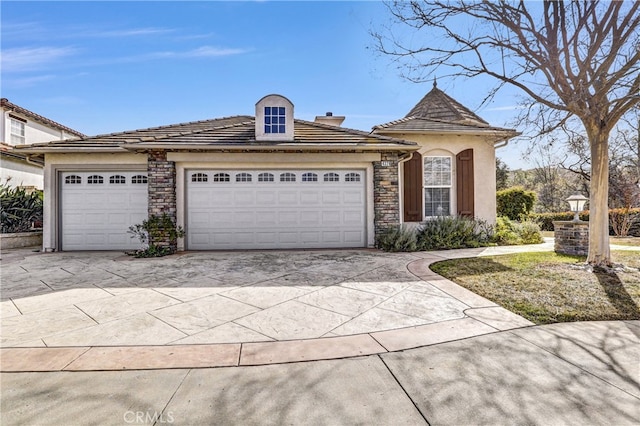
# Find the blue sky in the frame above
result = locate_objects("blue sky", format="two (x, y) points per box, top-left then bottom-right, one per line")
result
(2, 1), (529, 168)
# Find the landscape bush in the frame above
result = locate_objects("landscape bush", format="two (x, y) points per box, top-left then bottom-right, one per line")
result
(529, 208), (640, 237)
(377, 216), (495, 252)
(376, 225), (417, 252)
(496, 187), (536, 221)
(0, 182), (43, 233)
(416, 216), (494, 250)
(493, 217), (544, 245)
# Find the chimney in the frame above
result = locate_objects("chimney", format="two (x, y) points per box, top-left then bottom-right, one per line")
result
(314, 111), (345, 127)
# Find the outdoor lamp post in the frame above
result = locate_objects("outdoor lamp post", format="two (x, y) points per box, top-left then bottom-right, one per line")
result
(566, 193), (588, 222)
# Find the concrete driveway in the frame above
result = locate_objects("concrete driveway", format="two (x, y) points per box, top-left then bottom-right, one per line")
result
(1, 248), (535, 365)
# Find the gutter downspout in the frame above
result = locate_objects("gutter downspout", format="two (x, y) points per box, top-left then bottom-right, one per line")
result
(396, 151), (415, 225)
(494, 139), (509, 149)
(25, 155), (44, 168)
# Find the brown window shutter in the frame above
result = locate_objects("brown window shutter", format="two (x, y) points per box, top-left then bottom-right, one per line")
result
(403, 152), (423, 221)
(456, 149), (474, 217)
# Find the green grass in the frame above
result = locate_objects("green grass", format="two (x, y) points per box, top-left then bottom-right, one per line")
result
(430, 251), (640, 324)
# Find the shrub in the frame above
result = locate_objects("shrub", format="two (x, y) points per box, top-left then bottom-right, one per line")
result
(416, 216), (494, 250)
(127, 213), (185, 258)
(529, 208), (640, 236)
(496, 187), (536, 221)
(376, 225), (417, 252)
(0, 182), (43, 233)
(493, 217), (544, 245)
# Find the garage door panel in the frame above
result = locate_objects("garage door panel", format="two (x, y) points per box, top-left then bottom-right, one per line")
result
(61, 171), (147, 251)
(187, 169), (366, 250)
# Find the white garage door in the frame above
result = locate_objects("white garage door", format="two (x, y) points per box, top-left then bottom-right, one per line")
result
(187, 169), (366, 249)
(61, 171), (148, 250)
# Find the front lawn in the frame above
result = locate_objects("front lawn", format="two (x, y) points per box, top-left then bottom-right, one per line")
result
(430, 251), (640, 324)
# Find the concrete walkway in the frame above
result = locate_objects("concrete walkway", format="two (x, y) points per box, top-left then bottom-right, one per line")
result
(1, 242), (639, 425)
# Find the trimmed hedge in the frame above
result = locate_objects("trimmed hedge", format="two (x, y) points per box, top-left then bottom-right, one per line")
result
(496, 187), (536, 221)
(529, 208), (640, 237)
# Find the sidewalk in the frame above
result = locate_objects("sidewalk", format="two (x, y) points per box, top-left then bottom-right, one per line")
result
(2, 320), (638, 425)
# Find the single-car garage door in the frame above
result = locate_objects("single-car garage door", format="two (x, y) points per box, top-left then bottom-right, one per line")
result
(187, 169), (366, 249)
(61, 171), (148, 250)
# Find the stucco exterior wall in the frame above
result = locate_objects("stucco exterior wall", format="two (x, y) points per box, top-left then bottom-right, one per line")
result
(1, 156), (44, 189)
(379, 132), (498, 224)
(41, 152), (147, 251)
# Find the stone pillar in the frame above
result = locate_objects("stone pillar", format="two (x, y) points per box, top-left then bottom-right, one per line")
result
(147, 150), (177, 251)
(553, 221), (589, 256)
(374, 152), (400, 243)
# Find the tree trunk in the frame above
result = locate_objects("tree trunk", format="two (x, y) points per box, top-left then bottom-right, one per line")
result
(587, 127), (611, 266)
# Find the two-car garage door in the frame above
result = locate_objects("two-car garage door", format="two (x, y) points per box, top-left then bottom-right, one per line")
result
(187, 169), (366, 250)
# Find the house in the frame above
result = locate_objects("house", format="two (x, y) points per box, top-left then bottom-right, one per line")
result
(17, 89), (518, 252)
(1, 98), (85, 190)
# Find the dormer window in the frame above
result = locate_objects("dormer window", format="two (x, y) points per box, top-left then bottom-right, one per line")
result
(255, 94), (294, 141)
(264, 107), (286, 134)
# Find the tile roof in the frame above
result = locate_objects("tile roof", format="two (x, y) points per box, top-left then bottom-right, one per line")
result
(372, 84), (518, 138)
(405, 85), (489, 125)
(17, 115), (418, 154)
(1, 98), (86, 138)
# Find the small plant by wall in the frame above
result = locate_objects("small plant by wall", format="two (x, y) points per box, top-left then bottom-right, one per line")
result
(127, 213), (184, 258)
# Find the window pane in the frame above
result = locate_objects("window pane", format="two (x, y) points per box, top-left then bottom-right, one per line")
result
(278, 107), (285, 115)
(425, 188), (450, 216)
(265, 107), (271, 115)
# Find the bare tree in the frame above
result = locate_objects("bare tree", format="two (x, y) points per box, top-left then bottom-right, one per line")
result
(373, 1), (640, 266)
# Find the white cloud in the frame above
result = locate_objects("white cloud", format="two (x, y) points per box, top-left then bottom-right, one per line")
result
(149, 46), (249, 59)
(1, 46), (78, 72)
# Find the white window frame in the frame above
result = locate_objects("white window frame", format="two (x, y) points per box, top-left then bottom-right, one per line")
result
(10, 117), (26, 145)
(423, 156), (452, 218)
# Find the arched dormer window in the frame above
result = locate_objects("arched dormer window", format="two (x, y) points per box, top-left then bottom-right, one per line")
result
(255, 94), (294, 142)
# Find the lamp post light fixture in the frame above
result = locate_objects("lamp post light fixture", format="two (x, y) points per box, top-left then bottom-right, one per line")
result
(566, 193), (589, 221)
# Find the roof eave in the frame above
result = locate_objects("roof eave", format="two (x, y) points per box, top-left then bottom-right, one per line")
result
(120, 143), (419, 152)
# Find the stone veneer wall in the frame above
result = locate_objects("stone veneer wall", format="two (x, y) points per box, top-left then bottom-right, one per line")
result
(147, 150), (177, 250)
(374, 152), (401, 243)
(553, 221), (589, 256)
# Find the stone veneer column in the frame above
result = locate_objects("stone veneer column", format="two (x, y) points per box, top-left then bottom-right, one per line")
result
(373, 152), (401, 243)
(147, 150), (177, 250)
(553, 221), (589, 256)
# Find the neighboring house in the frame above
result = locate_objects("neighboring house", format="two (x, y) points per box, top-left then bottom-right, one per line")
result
(18, 90), (518, 252)
(1, 98), (85, 190)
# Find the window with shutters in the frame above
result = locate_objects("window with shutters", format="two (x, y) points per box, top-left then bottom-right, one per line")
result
(424, 156), (452, 217)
